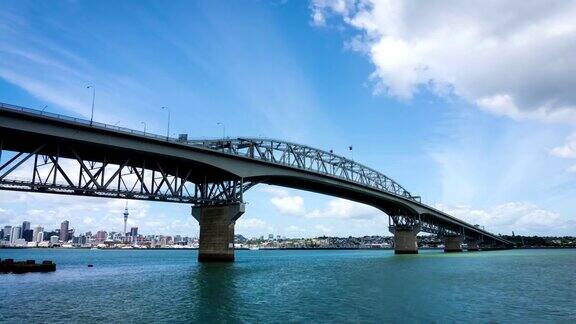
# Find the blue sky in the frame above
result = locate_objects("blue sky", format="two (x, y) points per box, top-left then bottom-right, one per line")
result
(1, 0), (575, 237)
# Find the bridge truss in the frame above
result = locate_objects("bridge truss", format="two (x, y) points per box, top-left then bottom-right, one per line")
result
(0, 141), (254, 206)
(188, 138), (420, 202)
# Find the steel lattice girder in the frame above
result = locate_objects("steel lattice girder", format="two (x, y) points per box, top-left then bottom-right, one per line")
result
(187, 138), (420, 201)
(0, 141), (253, 205)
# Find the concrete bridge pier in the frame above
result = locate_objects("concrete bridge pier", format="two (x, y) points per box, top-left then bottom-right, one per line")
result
(389, 225), (419, 254)
(192, 203), (245, 262)
(444, 234), (463, 252)
(466, 240), (480, 251)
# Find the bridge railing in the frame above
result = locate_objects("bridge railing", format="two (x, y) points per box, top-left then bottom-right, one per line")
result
(0, 102), (169, 142)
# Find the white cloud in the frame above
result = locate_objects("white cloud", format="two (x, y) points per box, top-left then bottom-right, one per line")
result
(312, 0), (576, 123)
(436, 202), (575, 236)
(551, 133), (576, 159)
(236, 217), (269, 230)
(305, 198), (379, 220)
(314, 224), (333, 235)
(270, 195), (305, 215)
(285, 225), (303, 233)
(265, 187), (380, 220)
(260, 186), (290, 197)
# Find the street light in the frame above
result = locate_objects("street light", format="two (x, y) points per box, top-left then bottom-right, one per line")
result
(217, 122), (226, 140)
(161, 106), (170, 140)
(86, 85), (96, 126)
(141, 121), (147, 135)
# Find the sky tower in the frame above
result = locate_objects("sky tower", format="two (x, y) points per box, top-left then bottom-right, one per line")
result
(123, 202), (129, 241)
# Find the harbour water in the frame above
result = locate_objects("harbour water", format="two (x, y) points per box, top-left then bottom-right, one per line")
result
(1, 248), (575, 322)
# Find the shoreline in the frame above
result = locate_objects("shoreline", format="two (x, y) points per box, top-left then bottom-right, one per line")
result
(1, 246), (575, 250)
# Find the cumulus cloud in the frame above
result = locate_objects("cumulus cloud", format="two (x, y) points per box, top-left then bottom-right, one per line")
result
(436, 202), (575, 236)
(270, 195), (305, 215)
(551, 133), (576, 159)
(311, 0), (576, 123)
(314, 224), (333, 235)
(236, 217), (270, 230)
(550, 132), (576, 172)
(285, 225), (303, 233)
(265, 186), (381, 220)
(266, 187), (306, 215)
(305, 198), (380, 220)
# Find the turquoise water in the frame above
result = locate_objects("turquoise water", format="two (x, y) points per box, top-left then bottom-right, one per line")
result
(1, 249), (574, 323)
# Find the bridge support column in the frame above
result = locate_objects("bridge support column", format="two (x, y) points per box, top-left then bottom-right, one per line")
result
(192, 203), (245, 262)
(466, 240), (480, 251)
(444, 235), (463, 253)
(389, 225), (419, 254)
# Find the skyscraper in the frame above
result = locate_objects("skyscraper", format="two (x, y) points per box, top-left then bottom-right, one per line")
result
(22, 221), (32, 241)
(32, 226), (44, 243)
(10, 226), (22, 244)
(60, 220), (69, 242)
(130, 227), (138, 243)
(95, 230), (107, 243)
(22, 221), (30, 232)
(22, 229), (34, 242)
(2, 226), (11, 241)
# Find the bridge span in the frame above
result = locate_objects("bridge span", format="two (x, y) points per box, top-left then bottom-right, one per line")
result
(0, 102), (512, 261)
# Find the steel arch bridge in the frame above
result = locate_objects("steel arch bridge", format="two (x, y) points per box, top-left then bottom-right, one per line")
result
(0, 102), (512, 247)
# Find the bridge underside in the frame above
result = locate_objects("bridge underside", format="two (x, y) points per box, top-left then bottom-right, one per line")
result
(0, 129), (251, 205)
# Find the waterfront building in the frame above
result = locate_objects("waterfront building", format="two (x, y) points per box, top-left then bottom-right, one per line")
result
(43, 230), (58, 241)
(32, 226), (44, 243)
(22, 221), (31, 232)
(10, 226), (22, 244)
(60, 220), (69, 242)
(36, 231), (44, 243)
(49, 235), (59, 244)
(2, 225), (11, 241)
(22, 229), (34, 242)
(73, 235), (87, 245)
(67, 228), (75, 241)
(130, 227), (138, 242)
(95, 230), (107, 243)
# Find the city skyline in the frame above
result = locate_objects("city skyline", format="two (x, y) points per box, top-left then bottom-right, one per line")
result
(1, 1), (575, 238)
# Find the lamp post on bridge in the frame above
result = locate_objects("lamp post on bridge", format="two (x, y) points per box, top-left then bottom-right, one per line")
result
(141, 121), (147, 135)
(217, 122), (226, 140)
(349, 145), (354, 161)
(86, 85), (96, 126)
(161, 106), (170, 140)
